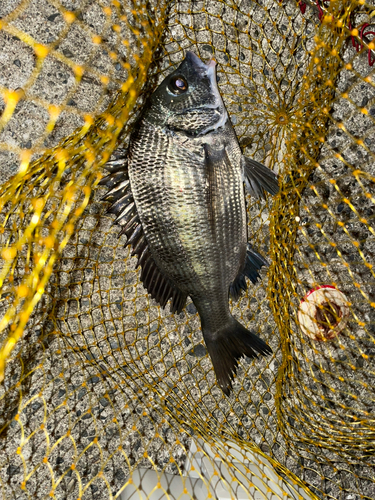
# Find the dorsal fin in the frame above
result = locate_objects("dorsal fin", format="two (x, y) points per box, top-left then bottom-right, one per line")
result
(230, 244), (268, 300)
(100, 152), (187, 313)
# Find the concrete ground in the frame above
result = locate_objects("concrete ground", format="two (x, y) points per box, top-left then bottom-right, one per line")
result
(0, 0), (374, 499)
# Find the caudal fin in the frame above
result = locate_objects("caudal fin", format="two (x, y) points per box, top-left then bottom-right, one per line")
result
(204, 317), (272, 396)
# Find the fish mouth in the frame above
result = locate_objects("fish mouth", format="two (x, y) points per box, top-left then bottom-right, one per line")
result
(185, 51), (216, 75)
(184, 51), (228, 135)
(185, 51), (220, 104)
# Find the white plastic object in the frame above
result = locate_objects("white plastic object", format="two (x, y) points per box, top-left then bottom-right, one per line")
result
(186, 439), (313, 500)
(119, 438), (315, 500)
(119, 467), (209, 500)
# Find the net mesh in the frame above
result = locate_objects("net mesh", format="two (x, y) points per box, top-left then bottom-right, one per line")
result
(0, 0), (374, 498)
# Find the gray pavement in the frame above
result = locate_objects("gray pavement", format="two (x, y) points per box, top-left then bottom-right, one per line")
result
(0, 1), (374, 499)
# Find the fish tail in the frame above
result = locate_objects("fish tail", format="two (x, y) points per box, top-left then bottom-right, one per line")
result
(203, 316), (272, 396)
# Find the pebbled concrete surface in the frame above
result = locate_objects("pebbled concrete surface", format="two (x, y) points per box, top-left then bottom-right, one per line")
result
(1, 1), (375, 500)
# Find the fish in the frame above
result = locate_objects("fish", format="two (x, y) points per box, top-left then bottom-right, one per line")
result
(100, 51), (278, 395)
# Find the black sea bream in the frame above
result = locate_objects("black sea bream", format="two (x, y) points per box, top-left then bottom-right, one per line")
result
(100, 52), (278, 395)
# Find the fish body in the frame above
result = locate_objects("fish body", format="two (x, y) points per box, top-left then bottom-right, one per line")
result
(101, 52), (278, 395)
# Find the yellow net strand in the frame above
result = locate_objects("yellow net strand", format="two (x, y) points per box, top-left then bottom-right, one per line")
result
(0, 0), (168, 381)
(269, 0), (347, 448)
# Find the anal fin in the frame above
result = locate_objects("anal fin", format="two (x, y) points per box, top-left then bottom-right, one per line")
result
(230, 244), (268, 300)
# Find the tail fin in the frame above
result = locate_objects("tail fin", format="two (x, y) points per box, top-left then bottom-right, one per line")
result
(203, 316), (272, 396)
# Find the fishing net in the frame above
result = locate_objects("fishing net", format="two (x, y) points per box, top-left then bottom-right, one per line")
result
(0, 0), (374, 498)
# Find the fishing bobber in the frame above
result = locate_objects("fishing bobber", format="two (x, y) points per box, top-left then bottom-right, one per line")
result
(298, 285), (350, 340)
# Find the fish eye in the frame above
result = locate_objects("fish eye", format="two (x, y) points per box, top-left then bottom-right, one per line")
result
(168, 76), (188, 95)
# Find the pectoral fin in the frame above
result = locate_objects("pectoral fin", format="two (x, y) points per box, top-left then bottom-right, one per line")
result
(242, 156), (279, 199)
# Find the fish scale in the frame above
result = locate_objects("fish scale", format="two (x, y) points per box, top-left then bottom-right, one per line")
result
(102, 51), (278, 394)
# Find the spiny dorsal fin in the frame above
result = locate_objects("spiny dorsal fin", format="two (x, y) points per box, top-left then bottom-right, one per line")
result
(139, 252), (186, 313)
(99, 170), (127, 190)
(101, 179), (130, 203)
(101, 150), (186, 314)
(230, 244), (268, 300)
(106, 192), (133, 215)
(171, 289), (187, 314)
(99, 148), (129, 187)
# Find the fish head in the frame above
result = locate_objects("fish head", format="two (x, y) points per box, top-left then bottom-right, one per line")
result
(147, 51), (228, 136)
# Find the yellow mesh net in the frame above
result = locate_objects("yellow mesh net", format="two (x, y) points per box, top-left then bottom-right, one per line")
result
(1, 0), (374, 498)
